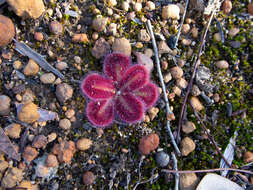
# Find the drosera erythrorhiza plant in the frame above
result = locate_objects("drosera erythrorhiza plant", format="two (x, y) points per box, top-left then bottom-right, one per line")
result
(80, 52), (159, 128)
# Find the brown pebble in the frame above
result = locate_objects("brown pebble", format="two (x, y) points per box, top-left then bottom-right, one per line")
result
(55, 83), (73, 103)
(13, 60), (22, 69)
(18, 102), (40, 123)
(191, 27), (198, 39)
(182, 24), (190, 34)
(248, 2), (253, 15)
(34, 32), (43, 41)
(4, 123), (21, 139)
(213, 93), (220, 102)
(83, 171), (96, 185)
(76, 138), (92, 151)
(138, 133), (159, 155)
(215, 60), (229, 69)
(72, 33), (89, 43)
(176, 78), (188, 89)
(22, 146), (39, 162)
(32, 135), (47, 149)
(222, 0), (232, 14)
(244, 151), (253, 162)
(170, 66), (183, 79)
(0, 15), (15, 47)
(92, 17), (108, 32)
(112, 37), (131, 56)
(182, 121), (196, 134)
(181, 137), (196, 156)
(0, 95), (11, 116)
(59, 118), (71, 130)
(1, 167), (23, 188)
(52, 140), (76, 163)
(49, 20), (63, 35)
(161, 61), (168, 70)
(24, 59), (39, 76)
(190, 96), (204, 111)
(46, 154), (58, 167)
(18, 180), (32, 189)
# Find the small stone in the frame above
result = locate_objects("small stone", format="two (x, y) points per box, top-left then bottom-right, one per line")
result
(156, 151), (170, 167)
(59, 118), (71, 130)
(92, 32), (99, 40)
(191, 27), (198, 39)
(23, 146), (39, 162)
(161, 61), (168, 70)
(7, 0), (45, 19)
(108, 23), (117, 36)
(181, 137), (196, 156)
(56, 83), (73, 103)
(13, 60), (22, 69)
(182, 24), (190, 34)
(122, 1), (129, 11)
(40, 73), (56, 84)
(0, 95), (11, 115)
(0, 160), (9, 173)
(92, 17), (108, 32)
(138, 133), (159, 155)
(213, 93), (220, 102)
(22, 88), (35, 104)
(135, 42), (143, 48)
(167, 112), (176, 121)
(244, 151), (253, 162)
(96, 128), (104, 136)
(190, 96), (204, 111)
(112, 37), (131, 56)
(214, 32), (221, 42)
(46, 154), (58, 167)
(105, 0), (117, 7)
(162, 4), (180, 20)
(170, 66), (183, 79)
(106, 7), (113, 16)
(56, 61), (68, 70)
(32, 135), (47, 149)
(133, 2), (142, 11)
(181, 38), (192, 46)
(145, 1), (155, 11)
(76, 138), (93, 151)
(24, 59), (39, 76)
(0, 15), (15, 47)
(5, 123), (21, 138)
(178, 59), (186, 67)
(144, 48), (153, 57)
(18, 102), (40, 123)
(83, 171), (96, 185)
(47, 132), (57, 143)
(52, 140), (76, 163)
(72, 33), (89, 43)
(91, 37), (111, 59)
(222, 0), (232, 14)
(49, 21), (63, 35)
(182, 121), (196, 134)
(35, 164), (49, 178)
(176, 78), (188, 89)
(230, 41), (241, 48)
(172, 86), (181, 96)
(34, 32), (43, 41)
(196, 66), (214, 93)
(248, 2), (253, 15)
(148, 107), (159, 121)
(228, 27), (240, 37)
(18, 180), (32, 189)
(215, 60), (229, 69)
(158, 41), (174, 55)
(65, 109), (75, 119)
(138, 29), (150, 42)
(1, 167), (23, 188)
(180, 173), (199, 190)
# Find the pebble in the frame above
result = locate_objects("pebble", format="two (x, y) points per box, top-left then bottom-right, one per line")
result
(138, 29), (150, 42)
(72, 33), (89, 43)
(32, 135), (47, 149)
(249, 2), (253, 15)
(177, 59), (185, 67)
(7, 0), (45, 19)
(76, 138), (93, 151)
(228, 27), (240, 37)
(35, 164), (50, 178)
(91, 37), (111, 59)
(145, 1), (155, 11)
(106, 0), (117, 6)
(46, 154), (59, 167)
(172, 86), (181, 96)
(122, 1), (129, 11)
(190, 96), (204, 111)
(92, 17), (108, 32)
(181, 38), (192, 46)
(18, 102), (40, 123)
(23, 59), (40, 76)
(176, 78), (188, 89)
(181, 137), (196, 156)
(182, 121), (196, 134)
(0, 15), (15, 47)
(56, 61), (68, 70)
(135, 42), (143, 48)
(56, 83), (73, 103)
(59, 118), (71, 130)
(243, 151), (253, 162)
(161, 61), (168, 70)
(191, 27), (198, 38)
(18, 180), (32, 189)
(1, 167), (23, 188)
(156, 151), (170, 167)
(83, 171), (96, 185)
(112, 37), (131, 56)
(92, 32), (99, 40)
(144, 48), (153, 57)
(138, 133), (160, 155)
(213, 93), (220, 102)
(47, 132), (57, 143)
(148, 107), (159, 121)
(34, 32), (43, 41)
(214, 32), (221, 42)
(22, 146), (39, 162)
(13, 60), (22, 70)
(65, 109), (75, 119)
(133, 2), (142, 12)
(0, 160), (8, 176)
(222, 0), (232, 14)
(170, 66), (183, 79)
(52, 140), (76, 163)
(4, 123), (21, 138)
(164, 72), (172, 83)
(182, 24), (190, 34)
(108, 23), (117, 36)
(22, 88), (35, 104)
(158, 41), (174, 55)
(162, 4), (180, 20)
(0, 95), (11, 115)
(215, 60), (229, 69)
(180, 173), (199, 190)
(106, 7), (113, 16)
(49, 21), (63, 35)
(40, 73), (56, 84)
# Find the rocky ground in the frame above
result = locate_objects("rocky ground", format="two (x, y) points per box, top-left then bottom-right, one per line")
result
(0, 0), (252, 189)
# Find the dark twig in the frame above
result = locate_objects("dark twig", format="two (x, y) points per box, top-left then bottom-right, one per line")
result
(176, 10), (216, 144)
(162, 168), (253, 175)
(193, 108), (232, 168)
(146, 20), (181, 155)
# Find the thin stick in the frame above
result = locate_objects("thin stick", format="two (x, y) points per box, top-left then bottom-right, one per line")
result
(146, 20), (181, 155)
(162, 168), (253, 175)
(193, 108), (232, 168)
(176, 10), (216, 144)
(172, 152), (179, 190)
